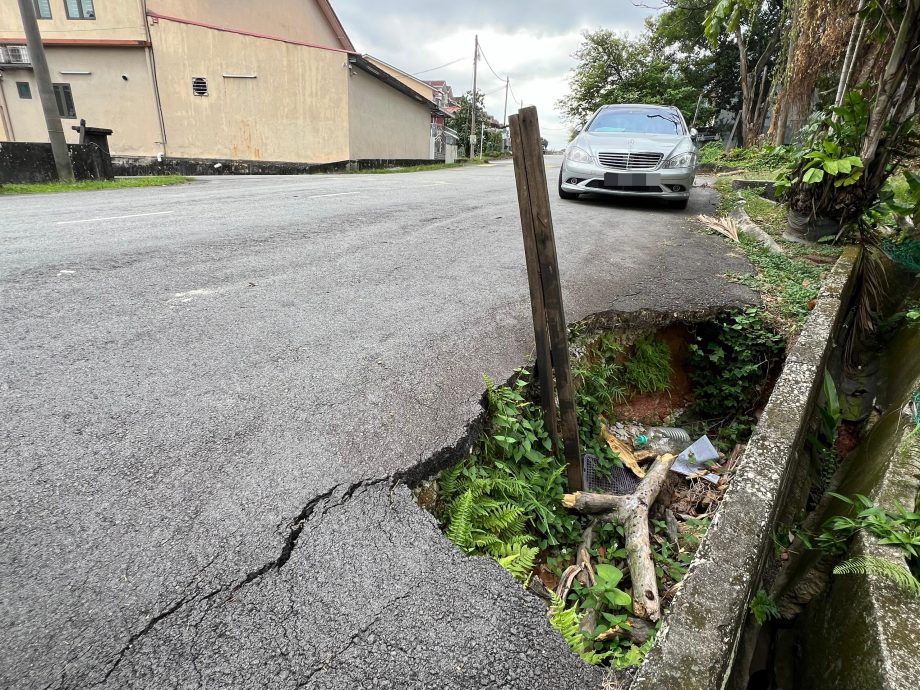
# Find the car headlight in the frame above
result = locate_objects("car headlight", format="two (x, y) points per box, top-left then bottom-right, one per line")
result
(566, 146), (593, 164)
(664, 151), (697, 168)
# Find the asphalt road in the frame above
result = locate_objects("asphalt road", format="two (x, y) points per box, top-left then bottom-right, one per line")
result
(1, 157), (755, 689)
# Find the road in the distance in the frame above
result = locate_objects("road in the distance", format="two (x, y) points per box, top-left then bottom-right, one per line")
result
(1, 158), (755, 689)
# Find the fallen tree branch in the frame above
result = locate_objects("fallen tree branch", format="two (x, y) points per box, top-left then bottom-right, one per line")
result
(595, 616), (656, 646)
(563, 453), (676, 621)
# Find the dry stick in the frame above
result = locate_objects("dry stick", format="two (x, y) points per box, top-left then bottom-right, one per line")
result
(555, 522), (596, 603)
(562, 453), (676, 622)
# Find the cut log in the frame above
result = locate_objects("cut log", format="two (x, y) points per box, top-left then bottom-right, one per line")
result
(562, 454), (675, 622)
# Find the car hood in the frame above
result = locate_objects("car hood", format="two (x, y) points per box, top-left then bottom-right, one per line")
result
(575, 132), (690, 157)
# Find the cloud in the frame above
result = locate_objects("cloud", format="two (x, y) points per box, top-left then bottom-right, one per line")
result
(335, 1), (656, 148)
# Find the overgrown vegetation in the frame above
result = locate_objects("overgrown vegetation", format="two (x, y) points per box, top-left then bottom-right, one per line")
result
(435, 333), (690, 667)
(433, 325), (773, 667)
(698, 142), (795, 172)
(799, 492), (920, 597)
(0, 175), (189, 194)
(687, 308), (785, 445)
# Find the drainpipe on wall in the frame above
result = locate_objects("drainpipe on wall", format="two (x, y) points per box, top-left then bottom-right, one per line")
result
(0, 72), (16, 140)
(141, 0), (167, 158)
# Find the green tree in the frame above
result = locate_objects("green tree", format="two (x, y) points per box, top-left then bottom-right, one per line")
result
(703, 0), (783, 145)
(557, 28), (714, 128)
(449, 91), (487, 159)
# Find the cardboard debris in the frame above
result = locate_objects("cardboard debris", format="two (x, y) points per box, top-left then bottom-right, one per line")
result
(602, 422), (646, 478)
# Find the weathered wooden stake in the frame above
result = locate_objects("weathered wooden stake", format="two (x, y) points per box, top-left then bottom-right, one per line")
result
(509, 106), (582, 491)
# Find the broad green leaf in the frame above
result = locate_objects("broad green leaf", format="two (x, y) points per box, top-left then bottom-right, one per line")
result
(606, 587), (633, 608)
(595, 563), (624, 587)
(803, 168), (824, 184)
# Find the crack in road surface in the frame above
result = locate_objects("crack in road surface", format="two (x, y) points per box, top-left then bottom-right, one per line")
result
(95, 477), (391, 685)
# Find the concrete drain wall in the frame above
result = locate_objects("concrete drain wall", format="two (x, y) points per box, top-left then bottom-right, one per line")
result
(795, 320), (920, 690)
(631, 247), (861, 690)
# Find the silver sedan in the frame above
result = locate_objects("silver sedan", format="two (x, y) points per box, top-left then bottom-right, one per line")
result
(559, 104), (698, 209)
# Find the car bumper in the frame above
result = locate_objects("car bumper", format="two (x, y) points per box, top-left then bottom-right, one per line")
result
(560, 159), (695, 198)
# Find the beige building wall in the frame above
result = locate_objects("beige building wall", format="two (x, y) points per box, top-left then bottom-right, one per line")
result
(147, 0), (345, 49)
(0, 46), (161, 155)
(0, 0), (146, 42)
(347, 67), (431, 160)
(150, 19), (351, 162)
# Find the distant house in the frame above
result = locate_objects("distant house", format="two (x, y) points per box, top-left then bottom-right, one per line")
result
(0, 0), (441, 164)
(360, 57), (459, 162)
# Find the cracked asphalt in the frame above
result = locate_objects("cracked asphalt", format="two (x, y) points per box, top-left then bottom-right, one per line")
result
(1, 157), (756, 689)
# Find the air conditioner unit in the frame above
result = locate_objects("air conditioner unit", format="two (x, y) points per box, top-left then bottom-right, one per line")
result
(5, 46), (30, 64)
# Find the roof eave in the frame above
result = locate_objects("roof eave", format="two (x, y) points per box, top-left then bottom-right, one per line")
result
(349, 55), (441, 113)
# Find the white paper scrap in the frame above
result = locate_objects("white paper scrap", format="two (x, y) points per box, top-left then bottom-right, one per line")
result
(671, 435), (720, 484)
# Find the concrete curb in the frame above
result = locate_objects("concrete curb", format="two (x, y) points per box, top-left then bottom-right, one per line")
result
(630, 246), (861, 690)
(730, 206), (784, 254)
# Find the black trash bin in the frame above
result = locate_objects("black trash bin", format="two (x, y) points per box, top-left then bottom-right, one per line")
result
(71, 119), (115, 180)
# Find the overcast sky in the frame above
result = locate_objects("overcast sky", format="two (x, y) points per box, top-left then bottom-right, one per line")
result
(335, 2), (657, 149)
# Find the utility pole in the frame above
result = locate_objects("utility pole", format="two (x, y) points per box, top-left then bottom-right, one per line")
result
(17, 0), (73, 181)
(502, 77), (509, 127)
(470, 34), (478, 159)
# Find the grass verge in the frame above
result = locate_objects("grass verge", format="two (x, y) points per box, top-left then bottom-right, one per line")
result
(0, 175), (190, 195)
(346, 162), (465, 174)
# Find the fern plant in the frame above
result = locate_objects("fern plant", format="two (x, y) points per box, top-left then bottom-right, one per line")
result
(833, 555), (920, 597)
(749, 588), (780, 626)
(443, 480), (540, 584)
(548, 591), (611, 665)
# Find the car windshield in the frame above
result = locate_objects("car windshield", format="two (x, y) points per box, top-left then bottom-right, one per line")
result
(587, 108), (684, 135)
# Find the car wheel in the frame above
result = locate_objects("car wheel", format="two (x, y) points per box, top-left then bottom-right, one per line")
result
(668, 198), (689, 210)
(558, 169), (579, 200)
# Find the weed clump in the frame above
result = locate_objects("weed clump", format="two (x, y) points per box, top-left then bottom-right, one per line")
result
(687, 308), (785, 446)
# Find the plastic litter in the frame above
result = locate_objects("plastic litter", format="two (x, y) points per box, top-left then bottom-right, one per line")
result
(644, 427), (692, 455)
(671, 435), (721, 484)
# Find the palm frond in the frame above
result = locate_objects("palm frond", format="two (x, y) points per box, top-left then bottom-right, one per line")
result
(698, 214), (740, 242)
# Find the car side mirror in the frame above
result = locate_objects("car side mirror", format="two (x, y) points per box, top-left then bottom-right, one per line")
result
(690, 127), (698, 140)
(574, 123), (584, 134)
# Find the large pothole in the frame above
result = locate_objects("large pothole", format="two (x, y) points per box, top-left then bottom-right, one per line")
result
(415, 308), (788, 677)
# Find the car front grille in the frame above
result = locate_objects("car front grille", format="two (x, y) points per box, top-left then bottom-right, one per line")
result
(597, 151), (663, 170)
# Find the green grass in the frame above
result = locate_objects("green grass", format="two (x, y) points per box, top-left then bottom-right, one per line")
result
(709, 179), (838, 335)
(0, 175), (190, 195)
(347, 162), (465, 174)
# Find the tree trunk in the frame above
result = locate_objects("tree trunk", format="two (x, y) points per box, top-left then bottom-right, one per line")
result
(736, 27), (755, 146)
(769, 0), (801, 145)
(834, 3), (866, 109)
(861, 0), (920, 162)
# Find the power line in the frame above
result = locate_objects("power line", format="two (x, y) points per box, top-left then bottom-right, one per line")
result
(476, 42), (507, 82)
(411, 57), (466, 76)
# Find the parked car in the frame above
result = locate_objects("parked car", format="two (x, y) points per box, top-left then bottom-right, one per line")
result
(559, 104), (698, 209)
(695, 126), (721, 144)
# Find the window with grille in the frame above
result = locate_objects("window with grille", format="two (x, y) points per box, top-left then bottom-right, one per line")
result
(17, 82), (32, 99)
(192, 77), (208, 96)
(2, 46), (31, 64)
(52, 83), (76, 118)
(64, 0), (95, 19)
(34, 0), (52, 18)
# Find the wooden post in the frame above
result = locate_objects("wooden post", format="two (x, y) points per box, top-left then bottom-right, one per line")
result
(509, 113), (559, 456)
(509, 106), (583, 491)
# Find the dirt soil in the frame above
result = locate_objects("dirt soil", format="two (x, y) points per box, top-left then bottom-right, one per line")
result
(614, 324), (694, 423)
